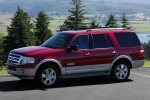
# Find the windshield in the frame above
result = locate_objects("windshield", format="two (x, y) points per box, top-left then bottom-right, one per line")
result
(42, 33), (74, 49)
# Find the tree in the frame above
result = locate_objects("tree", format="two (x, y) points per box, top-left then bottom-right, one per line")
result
(88, 20), (100, 28)
(34, 11), (52, 45)
(121, 13), (131, 29)
(0, 32), (4, 63)
(3, 7), (35, 55)
(60, 0), (86, 31)
(58, 19), (70, 32)
(105, 14), (118, 28)
(142, 41), (150, 60)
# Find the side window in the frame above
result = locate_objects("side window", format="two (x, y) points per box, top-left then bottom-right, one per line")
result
(106, 34), (114, 48)
(114, 32), (141, 47)
(92, 34), (108, 48)
(71, 35), (89, 49)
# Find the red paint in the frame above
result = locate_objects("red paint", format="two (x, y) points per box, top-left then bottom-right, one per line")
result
(7, 29), (144, 69)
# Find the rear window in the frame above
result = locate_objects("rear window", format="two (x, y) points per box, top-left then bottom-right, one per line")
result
(114, 32), (141, 47)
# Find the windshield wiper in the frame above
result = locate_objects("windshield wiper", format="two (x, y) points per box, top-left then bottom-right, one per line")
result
(42, 45), (61, 49)
(42, 45), (55, 48)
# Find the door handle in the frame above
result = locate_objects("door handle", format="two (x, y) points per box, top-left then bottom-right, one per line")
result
(85, 52), (90, 56)
(111, 51), (116, 54)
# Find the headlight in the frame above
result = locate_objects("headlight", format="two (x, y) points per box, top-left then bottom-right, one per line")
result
(20, 56), (35, 65)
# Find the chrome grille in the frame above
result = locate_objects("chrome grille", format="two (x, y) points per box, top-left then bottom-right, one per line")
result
(8, 53), (21, 65)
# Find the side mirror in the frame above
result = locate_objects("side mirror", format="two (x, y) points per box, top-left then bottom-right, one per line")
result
(68, 45), (78, 52)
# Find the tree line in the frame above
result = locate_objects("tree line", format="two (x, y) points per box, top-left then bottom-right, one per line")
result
(0, 0), (132, 64)
(142, 41), (150, 60)
(59, 0), (130, 31)
(0, 7), (52, 63)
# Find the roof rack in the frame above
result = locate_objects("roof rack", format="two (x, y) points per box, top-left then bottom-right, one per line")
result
(98, 28), (125, 30)
(85, 27), (126, 32)
(61, 27), (127, 32)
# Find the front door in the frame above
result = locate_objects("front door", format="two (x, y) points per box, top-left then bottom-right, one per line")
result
(64, 34), (93, 74)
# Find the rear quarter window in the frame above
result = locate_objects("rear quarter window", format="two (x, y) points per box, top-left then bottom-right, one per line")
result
(114, 32), (141, 47)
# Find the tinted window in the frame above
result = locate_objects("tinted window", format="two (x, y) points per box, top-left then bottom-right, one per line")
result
(42, 33), (74, 49)
(114, 32), (141, 47)
(92, 34), (108, 48)
(106, 34), (114, 47)
(71, 35), (89, 49)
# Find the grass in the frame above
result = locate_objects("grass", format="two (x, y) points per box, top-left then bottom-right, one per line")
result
(131, 21), (150, 33)
(144, 60), (150, 67)
(0, 66), (8, 75)
(50, 19), (64, 33)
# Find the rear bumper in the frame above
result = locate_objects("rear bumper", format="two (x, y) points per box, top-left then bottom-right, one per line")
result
(6, 65), (37, 79)
(132, 60), (144, 68)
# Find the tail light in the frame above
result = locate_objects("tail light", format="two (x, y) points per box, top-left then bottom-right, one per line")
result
(139, 46), (144, 56)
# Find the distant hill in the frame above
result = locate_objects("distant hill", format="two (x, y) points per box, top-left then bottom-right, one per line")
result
(90, 0), (150, 4)
(0, 0), (150, 17)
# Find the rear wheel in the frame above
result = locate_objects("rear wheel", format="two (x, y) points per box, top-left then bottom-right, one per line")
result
(111, 61), (130, 82)
(35, 64), (59, 88)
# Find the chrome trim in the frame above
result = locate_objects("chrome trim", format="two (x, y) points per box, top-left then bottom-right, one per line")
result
(115, 64), (128, 79)
(67, 63), (75, 66)
(41, 68), (57, 86)
(8, 53), (22, 65)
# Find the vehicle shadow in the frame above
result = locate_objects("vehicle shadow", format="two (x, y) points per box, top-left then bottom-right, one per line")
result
(0, 76), (133, 92)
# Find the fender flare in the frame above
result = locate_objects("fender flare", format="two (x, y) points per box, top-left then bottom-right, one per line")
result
(110, 55), (132, 70)
(35, 59), (66, 75)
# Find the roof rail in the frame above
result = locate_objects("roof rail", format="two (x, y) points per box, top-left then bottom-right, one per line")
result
(61, 27), (126, 32)
(85, 28), (126, 32)
(99, 28), (125, 30)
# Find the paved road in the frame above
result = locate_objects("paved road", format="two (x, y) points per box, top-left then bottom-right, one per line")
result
(0, 67), (150, 100)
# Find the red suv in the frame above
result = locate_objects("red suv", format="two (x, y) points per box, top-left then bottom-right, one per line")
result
(6, 28), (144, 87)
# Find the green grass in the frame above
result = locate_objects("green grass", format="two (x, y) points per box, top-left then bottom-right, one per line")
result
(144, 60), (150, 67)
(0, 66), (8, 75)
(50, 19), (64, 33)
(132, 23), (150, 33)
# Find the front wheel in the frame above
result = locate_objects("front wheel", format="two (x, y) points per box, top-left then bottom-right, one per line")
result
(111, 61), (130, 82)
(35, 64), (59, 88)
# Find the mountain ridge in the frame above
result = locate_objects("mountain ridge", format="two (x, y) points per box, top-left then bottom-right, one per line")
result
(0, 0), (150, 17)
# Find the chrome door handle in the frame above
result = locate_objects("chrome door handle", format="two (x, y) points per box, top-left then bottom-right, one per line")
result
(111, 51), (116, 54)
(85, 52), (90, 56)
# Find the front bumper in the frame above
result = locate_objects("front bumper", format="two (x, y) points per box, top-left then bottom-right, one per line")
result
(7, 65), (37, 79)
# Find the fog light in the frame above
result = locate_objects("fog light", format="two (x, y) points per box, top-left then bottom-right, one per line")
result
(20, 69), (24, 74)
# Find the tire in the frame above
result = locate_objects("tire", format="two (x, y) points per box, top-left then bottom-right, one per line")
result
(35, 64), (59, 88)
(111, 61), (130, 82)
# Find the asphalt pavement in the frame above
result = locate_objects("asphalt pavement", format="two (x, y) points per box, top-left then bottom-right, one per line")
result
(0, 67), (150, 100)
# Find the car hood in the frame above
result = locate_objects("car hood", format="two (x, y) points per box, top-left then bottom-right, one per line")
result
(11, 46), (63, 56)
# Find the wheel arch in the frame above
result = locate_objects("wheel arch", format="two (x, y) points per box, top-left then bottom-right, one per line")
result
(35, 59), (65, 77)
(111, 55), (133, 70)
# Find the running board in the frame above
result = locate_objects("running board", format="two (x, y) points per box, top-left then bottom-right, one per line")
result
(61, 71), (110, 79)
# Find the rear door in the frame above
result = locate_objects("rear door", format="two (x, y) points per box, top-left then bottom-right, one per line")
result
(90, 33), (116, 72)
